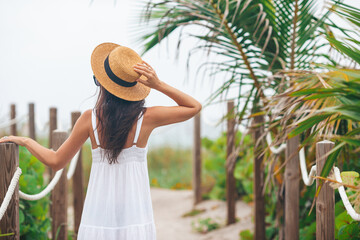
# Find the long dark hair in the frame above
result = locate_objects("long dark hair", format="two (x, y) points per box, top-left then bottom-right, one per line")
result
(94, 86), (146, 164)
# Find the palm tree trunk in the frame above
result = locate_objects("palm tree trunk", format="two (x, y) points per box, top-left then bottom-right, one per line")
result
(285, 1), (300, 239)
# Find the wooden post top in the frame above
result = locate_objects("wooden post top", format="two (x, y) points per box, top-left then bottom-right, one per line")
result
(52, 130), (67, 134)
(316, 140), (335, 145)
(0, 142), (17, 146)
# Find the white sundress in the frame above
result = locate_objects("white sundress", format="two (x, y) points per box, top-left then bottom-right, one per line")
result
(77, 109), (157, 240)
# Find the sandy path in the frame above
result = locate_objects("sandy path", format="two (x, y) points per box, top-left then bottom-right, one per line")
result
(150, 187), (253, 240)
(67, 187), (253, 239)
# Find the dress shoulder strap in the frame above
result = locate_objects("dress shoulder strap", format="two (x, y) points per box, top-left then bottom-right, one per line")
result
(91, 109), (100, 146)
(133, 112), (144, 144)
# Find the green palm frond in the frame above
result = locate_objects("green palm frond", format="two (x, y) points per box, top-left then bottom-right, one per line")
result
(136, 0), (337, 124)
(266, 2), (360, 175)
(266, 69), (360, 207)
(273, 0), (329, 70)
(325, 1), (360, 67)
(140, 0), (279, 96)
(267, 0), (360, 201)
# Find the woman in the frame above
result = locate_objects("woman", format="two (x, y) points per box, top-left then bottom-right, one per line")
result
(0, 43), (202, 239)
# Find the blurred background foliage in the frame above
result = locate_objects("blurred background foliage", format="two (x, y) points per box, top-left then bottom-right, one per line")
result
(18, 146), (51, 239)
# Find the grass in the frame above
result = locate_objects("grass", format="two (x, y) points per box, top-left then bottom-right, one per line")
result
(182, 208), (206, 217)
(147, 146), (193, 189)
(191, 217), (222, 234)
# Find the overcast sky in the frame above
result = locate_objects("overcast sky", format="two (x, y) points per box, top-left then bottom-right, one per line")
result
(0, 0), (358, 147)
(0, 0), (231, 147)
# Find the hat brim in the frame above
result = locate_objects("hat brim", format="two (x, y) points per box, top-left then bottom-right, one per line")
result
(91, 42), (151, 101)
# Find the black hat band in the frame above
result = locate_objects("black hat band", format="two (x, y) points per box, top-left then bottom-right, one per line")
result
(104, 56), (137, 88)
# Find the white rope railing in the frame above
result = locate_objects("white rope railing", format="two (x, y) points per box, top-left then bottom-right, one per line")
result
(19, 169), (63, 201)
(0, 150), (80, 220)
(299, 147), (317, 186)
(66, 151), (80, 179)
(0, 114), (49, 134)
(266, 131), (360, 221)
(35, 117), (49, 134)
(264, 113), (287, 154)
(334, 167), (360, 221)
(0, 167), (22, 220)
(0, 115), (29, 129)
(266, 132), (287, 154)
(19, 150), (80, 201)
(297, 147), (360, 221)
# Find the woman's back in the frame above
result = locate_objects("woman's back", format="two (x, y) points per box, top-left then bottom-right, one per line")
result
(89, 107), (150, 151)
(77, 109), (156, 240)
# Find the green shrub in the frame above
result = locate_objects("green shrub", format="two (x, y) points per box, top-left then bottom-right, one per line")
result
(239, 229), (253, 240)
(201, 132), (254, 201)
(18, 146), (51, 239)
(147, 147), (192, 189)
(191, 217), (221, 233)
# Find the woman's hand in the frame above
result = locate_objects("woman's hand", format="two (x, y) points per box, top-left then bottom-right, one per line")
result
(134, 60), (201, 129)
(133, 61), (163, 90)
(0, 135), (27, 146)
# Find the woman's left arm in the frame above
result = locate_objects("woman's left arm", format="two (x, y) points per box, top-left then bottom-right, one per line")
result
(0, 110), (90, 171)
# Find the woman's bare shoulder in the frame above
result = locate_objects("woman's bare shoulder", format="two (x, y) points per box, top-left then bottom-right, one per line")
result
(83, 109), (93, 117)
(76, 109), (93, 126)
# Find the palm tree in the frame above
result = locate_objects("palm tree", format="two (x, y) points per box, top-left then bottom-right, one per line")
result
(135, 0), (345, 239)
(266, 1), (360, 217)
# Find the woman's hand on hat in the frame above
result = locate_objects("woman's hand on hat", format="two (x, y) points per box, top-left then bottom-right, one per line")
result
(133, 61), (162, 90)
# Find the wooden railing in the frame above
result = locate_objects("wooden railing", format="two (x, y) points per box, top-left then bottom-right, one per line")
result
(0, 104), (84, 240)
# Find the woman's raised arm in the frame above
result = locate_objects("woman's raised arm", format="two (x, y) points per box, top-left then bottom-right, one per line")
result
(133, 61), (202, 128)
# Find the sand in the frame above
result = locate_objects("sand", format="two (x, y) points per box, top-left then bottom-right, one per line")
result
(67, 187), (253, 239)
(151, 187), (253, 240)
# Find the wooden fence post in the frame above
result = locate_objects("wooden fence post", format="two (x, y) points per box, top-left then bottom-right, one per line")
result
(0, 143), (20, 240)
(10, 104), (16, 136)
(226, 101), (236, 225)
(49, 108), (57, 148)
(252, 115), (265, 240)
(284, 135), (300, 240)
(316, 140), (335, 240)
(50, 131), (68, 240)
(47, 107), (58, 178)
(71, 112), (84, 235)
(193, 112), (202, 205)
(28, 103), (36, 140)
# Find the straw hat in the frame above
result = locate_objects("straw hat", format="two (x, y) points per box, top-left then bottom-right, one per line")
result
(91, 42), (151, 101)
